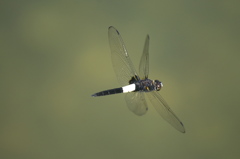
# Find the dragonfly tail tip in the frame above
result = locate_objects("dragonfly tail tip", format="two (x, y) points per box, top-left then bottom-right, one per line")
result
(91, 94), (97, 97)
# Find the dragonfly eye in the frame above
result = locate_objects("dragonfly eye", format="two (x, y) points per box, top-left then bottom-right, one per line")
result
(154, 80), (163, 91)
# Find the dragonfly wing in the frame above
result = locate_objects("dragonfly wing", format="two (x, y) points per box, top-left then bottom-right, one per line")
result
(146, 91), (185, 133)
(125, 92), (148, 116)
(108, 26), (139, 86)
(139, 35), (150, 79)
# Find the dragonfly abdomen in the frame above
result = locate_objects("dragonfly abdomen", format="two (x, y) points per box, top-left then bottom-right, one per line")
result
(92, 84), (136, 97)
(92, 87), (123, 97)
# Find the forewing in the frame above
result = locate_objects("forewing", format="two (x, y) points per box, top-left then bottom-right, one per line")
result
(146, 91), (185, 133)
(108, 26), (138, 86)
(125, 92), (148, 116)
(139, 35), (150, 79)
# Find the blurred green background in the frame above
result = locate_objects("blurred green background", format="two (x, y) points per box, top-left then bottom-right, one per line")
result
(1, 0), (240, 159)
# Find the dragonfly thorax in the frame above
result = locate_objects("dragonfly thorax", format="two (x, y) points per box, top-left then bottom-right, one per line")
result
(135, 79), (162, 92)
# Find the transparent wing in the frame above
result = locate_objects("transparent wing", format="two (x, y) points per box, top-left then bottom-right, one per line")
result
(139, 35), (150, 80)
(108, 26), (138, 86)
(146, 91), (185, 133)
(125, 92), (148, 116)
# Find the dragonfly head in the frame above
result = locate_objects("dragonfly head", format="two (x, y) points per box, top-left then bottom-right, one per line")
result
(154, 80), (163, 91)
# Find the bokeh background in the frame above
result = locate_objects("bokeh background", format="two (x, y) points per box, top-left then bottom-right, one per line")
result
(1, 1), (240, 159)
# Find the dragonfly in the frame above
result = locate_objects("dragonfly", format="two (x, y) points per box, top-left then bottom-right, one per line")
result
(92, 26), (185, 133)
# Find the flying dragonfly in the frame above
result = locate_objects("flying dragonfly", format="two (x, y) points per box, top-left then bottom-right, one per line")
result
(92, 26), (185, 133)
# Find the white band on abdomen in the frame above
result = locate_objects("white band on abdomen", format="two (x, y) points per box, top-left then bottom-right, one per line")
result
(122, 84), (136, 93)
